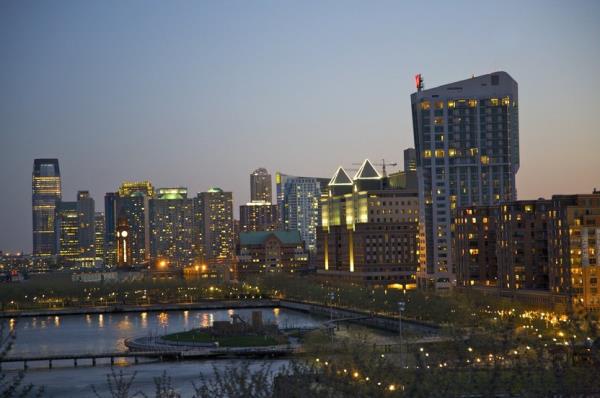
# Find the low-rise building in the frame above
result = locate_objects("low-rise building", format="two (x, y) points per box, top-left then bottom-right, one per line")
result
(237, 230), (308, 275)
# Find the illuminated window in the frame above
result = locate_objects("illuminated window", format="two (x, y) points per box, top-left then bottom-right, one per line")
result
(502, 96), (510, 106)
(434, 100), (444, 110)
(448, 148), (456, 157)
(480, 155), (490, 165)
(423, 150), (432, 158)
(472, 217), (477, 224)
(524, 205), (533, 213)
(447, 100), (456, 108)
(469, 148), (478, 156)
(420, 101), (430, 110)
(468, 99), (477, 108)
(490, 98), (499, 106)
(469, 248), (479, 255)
(435, 149), (445, 158)
(434, 117), (443, 125)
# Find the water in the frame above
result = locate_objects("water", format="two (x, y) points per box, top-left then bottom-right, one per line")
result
(4, 308), (323, 397)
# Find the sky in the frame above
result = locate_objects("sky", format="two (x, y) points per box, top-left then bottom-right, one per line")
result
(1, 0), (599, 253)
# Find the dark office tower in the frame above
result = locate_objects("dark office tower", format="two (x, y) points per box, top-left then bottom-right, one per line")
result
(195, 188), (234, 261)
(250, 168), (272, 203)
(57, 201), (79, 266)
(404, 148), (417, 172)
(94, 212), (105, 265)
(276, 172), (329, 253)
(240, 202), (279, 232)
(149, 188), (194, 268)
(104, 192), (118, 266)
(32, 159), (62, 257)
(411, 71), (519, 288)
(77, 191), (95, 263)
(115, 181), (154, 265)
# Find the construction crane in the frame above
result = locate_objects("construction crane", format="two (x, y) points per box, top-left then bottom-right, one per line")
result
(351, 159), (398, 177)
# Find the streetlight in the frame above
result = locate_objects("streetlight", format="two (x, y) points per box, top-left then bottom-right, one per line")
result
(398, 301), (405, 366)
(329, 292), (335, 343)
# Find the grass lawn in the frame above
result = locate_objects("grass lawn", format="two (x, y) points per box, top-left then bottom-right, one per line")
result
(163, 329), (288, 347)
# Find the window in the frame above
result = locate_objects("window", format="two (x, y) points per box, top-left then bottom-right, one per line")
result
(420, 101), (430, 110)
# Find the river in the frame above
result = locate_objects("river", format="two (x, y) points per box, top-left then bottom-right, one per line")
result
(4, 307), (397, 397)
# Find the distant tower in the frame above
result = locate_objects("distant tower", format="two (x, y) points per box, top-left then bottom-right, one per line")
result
(250, 168), (272, 203)
(77, 191), (95, 262)
(32, 159), (62, 256)
(403, 148), (417, 172)
(116, 215), (132, 267)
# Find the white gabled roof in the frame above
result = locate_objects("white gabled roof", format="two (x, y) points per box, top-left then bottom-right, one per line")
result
(353, 159), (381, 180)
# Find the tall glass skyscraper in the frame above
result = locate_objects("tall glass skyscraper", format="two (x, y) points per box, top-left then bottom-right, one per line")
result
(32, 159), (61, 257)
(411, 71), (519, 287)
(276, 172), (329, 253)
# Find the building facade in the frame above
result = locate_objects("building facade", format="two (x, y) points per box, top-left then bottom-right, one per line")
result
(549, 193), (600, 310)
(237, 231), (308, 275)
(32, 159), (62, 257)
(411, 71), (519, 287)
(317, 160), (420, 286)
(149, 188), (194, 268)
(240, 201), (279, 232)
(276, 172), (329, 253)
(195, 188), (234, 261)
(454, 205), (499, 287)
(250, 168), (272, 203)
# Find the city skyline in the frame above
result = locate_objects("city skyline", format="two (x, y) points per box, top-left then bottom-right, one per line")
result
(2, 1), (600, 252)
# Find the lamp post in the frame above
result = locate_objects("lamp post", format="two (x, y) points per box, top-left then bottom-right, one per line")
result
(329, 292), (335, 343)
(398, 301), (405, 366)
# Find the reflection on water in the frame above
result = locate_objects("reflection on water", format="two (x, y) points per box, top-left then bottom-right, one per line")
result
(140, 312), (148, 328)
(98, 314), (104, 328)
(158, 312), (169, 328)
(54, 316), (60, 327)
(85, 314), (92, 326)
(273, 307), (280, 318)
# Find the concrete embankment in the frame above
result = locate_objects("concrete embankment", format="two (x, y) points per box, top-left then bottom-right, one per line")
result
(0, 300), (276, 318)
(0, 299), (441, 334)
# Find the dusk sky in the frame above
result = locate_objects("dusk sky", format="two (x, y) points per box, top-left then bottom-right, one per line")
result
(1, 0), (599, 253)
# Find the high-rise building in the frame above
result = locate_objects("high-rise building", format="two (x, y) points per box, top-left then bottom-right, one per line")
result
(114, 181), (154, 265)
(149, 188), (194, 268)
(104, 192), (118, 266)
(276, 172), (329, 253)
(77, 191), (95, 264)
(94, 212), (105, 265)
(239, 201), (279, 232)
(404, 148), (417, 172)
(250, 168), (272, 203)
(32, 159), (61, 257)
(57, 201), (79, 265)
(195, 188), (234, 261)
(317, 161), (420, 286)
(411, 71), (519, 287)
(549, 192), (600, 310)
